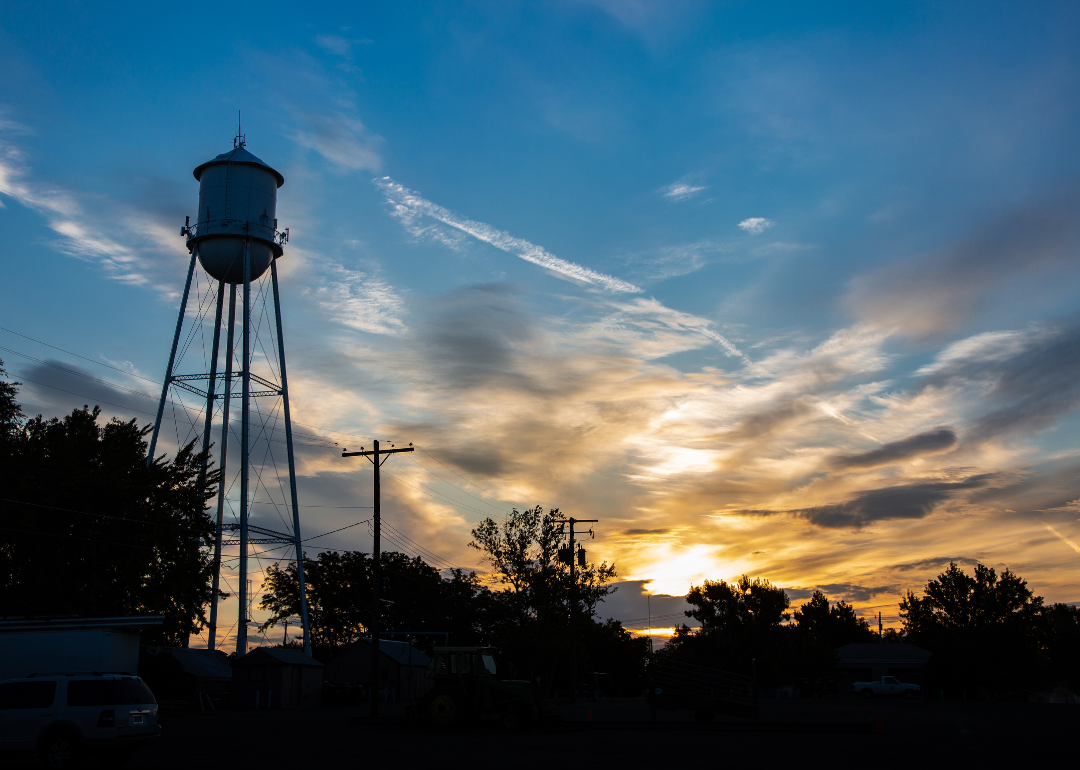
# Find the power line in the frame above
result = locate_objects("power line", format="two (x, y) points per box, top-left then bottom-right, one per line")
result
(0, 325), (383, 442)
(381, 466), (497, 518)
(0, 495), (211, 534)
(0, 524), (156, 551)
(2, 329), (546, 519)
(415, 446), (523, 508)
(0, 325), (162, 384)
(407, 453), (512, 514)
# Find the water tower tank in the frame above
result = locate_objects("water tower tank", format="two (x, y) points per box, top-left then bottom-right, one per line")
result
(187, 143), (285, 283)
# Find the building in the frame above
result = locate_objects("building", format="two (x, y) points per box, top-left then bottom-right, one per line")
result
(139, 647), (233, 708)
(0, 616), (163, 681)
(835, 642), (932, 690)
(325, 638), (432, 702)
(231, 647), (324, 710)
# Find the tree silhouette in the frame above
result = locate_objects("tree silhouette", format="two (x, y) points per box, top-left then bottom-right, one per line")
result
(900, 562), (1044, 696)
(0, 364), (218, 645)
(259, 550), (491, 659)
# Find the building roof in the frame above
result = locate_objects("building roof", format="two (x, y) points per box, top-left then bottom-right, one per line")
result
(334, 638), (432, 668)
(0, 616), (164, 633)
(193, 145), (285, 187)
(166, 648), (233, 681)
(233, 647), (324, 668)
(836, 643), (932, 664)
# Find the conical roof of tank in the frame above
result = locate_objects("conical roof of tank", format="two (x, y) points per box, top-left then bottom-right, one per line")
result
(193, 145), (285, 187)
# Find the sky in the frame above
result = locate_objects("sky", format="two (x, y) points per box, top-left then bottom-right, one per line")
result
(2, 1), (1080, 648)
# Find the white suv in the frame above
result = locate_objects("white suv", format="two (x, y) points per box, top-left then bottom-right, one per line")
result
(0, 672), (160, 768)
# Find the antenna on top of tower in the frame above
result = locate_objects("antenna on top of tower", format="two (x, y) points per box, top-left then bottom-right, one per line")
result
(234, 110), (245, 149)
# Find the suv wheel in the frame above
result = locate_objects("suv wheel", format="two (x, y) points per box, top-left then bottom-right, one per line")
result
(40, 729), (79, 769)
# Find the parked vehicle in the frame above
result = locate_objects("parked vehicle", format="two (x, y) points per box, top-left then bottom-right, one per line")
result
(647, 658), (757, 722)
(421, 647), (546, 729)
(0, 672), (160, 768)
(853, 676), (920, 699)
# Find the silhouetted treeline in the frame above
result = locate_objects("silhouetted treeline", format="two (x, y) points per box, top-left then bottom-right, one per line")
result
(0, 362), (218, 645)
(261, 506), (649, 696)
(661, 563), (1079, 697)
(900, 562), (1080, 697)
(660, 577), (877, 690)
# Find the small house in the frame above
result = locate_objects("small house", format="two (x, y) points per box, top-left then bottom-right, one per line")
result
(325, 638), (432, 703)
(231, 647), (324, 710)
(835, 642), (932, 690)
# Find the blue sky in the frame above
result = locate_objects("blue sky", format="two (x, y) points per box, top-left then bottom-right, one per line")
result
(3, 1), (1080, 646)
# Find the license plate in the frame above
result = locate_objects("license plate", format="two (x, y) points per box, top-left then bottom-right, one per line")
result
(132, 714), (144, 725)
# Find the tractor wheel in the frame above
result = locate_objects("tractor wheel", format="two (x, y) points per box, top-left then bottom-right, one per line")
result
(427, 693), (460, 726)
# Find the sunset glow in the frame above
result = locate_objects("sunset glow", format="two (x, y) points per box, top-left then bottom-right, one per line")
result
(3, 2), (1080, 646)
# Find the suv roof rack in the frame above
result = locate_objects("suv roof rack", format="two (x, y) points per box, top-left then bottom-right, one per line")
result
(25, 671), (133, 678)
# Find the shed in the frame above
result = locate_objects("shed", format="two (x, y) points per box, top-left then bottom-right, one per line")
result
(139, 647), (232, 707)
(0, 616), (163, 681)
(325, 638), (432, 702)
(232, 647), (324, 710)
(835, 643), (932, 689)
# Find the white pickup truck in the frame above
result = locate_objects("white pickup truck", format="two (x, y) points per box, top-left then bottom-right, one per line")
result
(853, 676), (920, 699)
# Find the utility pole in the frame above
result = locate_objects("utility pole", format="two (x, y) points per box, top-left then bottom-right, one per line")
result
(342, 439), (413, 719)
(557, 516), (597, 704)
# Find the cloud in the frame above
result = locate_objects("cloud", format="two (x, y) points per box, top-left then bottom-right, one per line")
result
(890, 556), (981, 573)
(315, 35), (371, 59)
(780, 472), (1006, 529)
(589, 297), (750, 363)
(658, 182), (706, 201)
(12, 360), (158, 424)
(738, 217), (774, 234)
(374, 176), (643, 293)
(0, 132), (190, 297)
(290, 112), (382, 172)
(311, 263), (407, 335)
(812, 583), (897, 603)
(914, 321), (1080, 443)
(621, 241), (717, 282)
(573, 0), (703, 46)
(832, 428), (957, 470)
(844, 193), (1080, 336)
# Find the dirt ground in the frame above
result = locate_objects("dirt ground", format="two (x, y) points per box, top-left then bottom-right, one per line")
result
(2, 696), (1075, 767)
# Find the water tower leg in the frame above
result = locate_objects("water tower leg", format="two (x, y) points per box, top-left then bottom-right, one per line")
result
(147, 247), (198, 467)
(208, 284), (237, 652)
(270, 259), (312, 656)
(200, 283), (225, 474)
(237, 239), (252, 656)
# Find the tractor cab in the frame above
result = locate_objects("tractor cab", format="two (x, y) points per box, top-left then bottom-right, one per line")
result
(428, 647), (498, 680)
(422, 647), (546, 728)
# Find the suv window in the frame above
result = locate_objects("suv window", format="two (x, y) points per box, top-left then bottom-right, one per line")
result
(10, 681), (57, 709)
(68, 679), (112, 707)
(110, 679), (156, 705)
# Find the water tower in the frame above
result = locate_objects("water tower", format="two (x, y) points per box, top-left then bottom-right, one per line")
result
(146, 130), (311, 655)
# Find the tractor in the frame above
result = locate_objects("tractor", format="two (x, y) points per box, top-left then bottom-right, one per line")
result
(421, 647), (546, 729)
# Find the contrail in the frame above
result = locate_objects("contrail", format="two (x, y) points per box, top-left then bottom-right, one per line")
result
(1044, 523), (1080, 554)
(375, 176), (643, 294)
